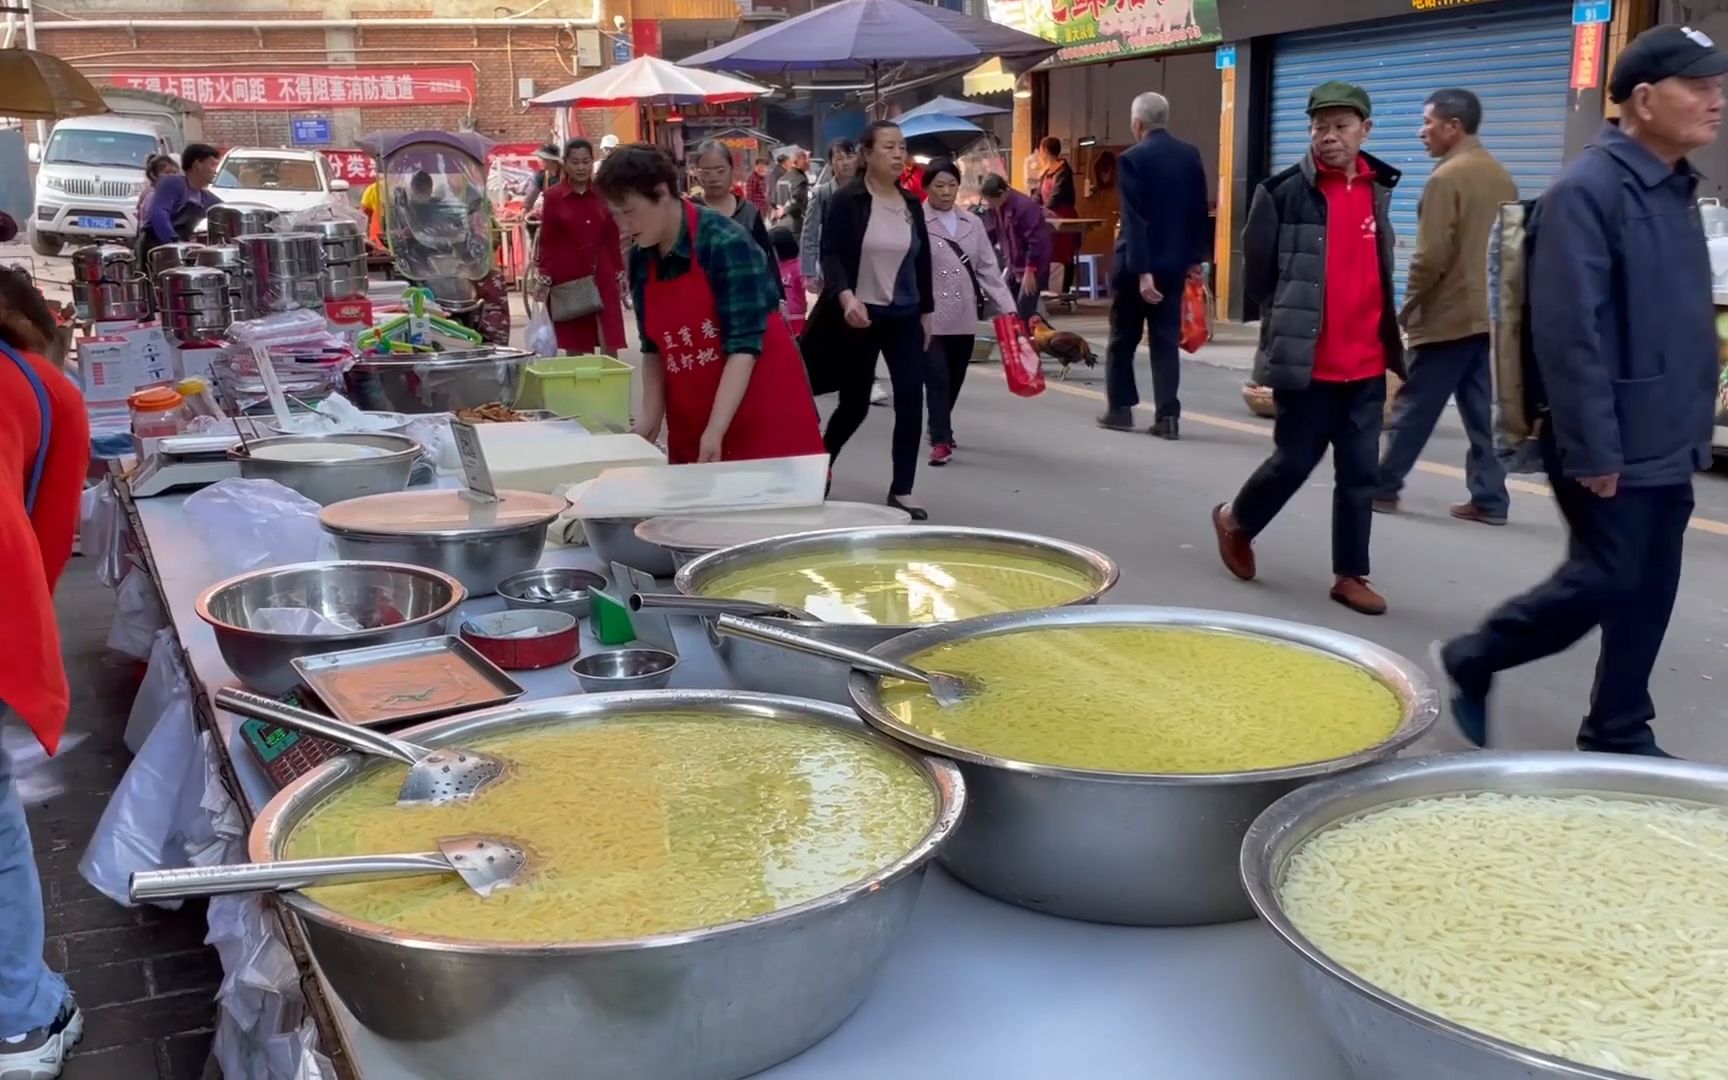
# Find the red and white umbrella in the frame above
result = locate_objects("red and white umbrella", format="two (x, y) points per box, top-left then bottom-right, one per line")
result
(529, 56), (771, 108)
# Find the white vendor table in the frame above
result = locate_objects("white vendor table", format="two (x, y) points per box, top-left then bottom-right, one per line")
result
(125, 488), (1349, 1080)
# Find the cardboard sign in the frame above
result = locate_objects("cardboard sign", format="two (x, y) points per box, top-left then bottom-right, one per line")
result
(77, 325), (174, 405)
(449, 419), (498, 501)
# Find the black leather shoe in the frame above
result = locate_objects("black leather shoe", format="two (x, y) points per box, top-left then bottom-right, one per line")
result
(1148, 418), (1180, 440)
(1096, 409), (1135, 431)
(887, 495), (929, 522)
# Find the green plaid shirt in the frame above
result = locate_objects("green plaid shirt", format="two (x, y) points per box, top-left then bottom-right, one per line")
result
(629, 201), (779, 356)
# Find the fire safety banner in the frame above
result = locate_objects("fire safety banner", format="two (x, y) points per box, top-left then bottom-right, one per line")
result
(103, 68), (477, 110)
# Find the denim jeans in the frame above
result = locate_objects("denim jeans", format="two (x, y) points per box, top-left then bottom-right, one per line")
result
(0, 730), (66, 1037)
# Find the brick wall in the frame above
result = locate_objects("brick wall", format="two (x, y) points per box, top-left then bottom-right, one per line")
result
(37, 18), (619, 150)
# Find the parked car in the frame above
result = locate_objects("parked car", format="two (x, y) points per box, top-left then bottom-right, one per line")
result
(210, 147), (352, 217)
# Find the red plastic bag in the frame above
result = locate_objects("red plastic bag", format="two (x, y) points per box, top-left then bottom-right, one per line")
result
(1180, 272), (1212, 354)
(994, 314), (1046, 398)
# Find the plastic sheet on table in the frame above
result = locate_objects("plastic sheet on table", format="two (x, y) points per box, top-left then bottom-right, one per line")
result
(251, 608), (363, 636)
(108, 568), (167, 662)
(184, 478), (329, 583)
(79, 478), (128, 589)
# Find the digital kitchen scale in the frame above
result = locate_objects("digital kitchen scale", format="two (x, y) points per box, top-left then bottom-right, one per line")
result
(127, 433), (242, 497)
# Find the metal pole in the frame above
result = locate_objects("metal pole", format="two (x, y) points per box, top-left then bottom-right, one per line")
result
(22, 0), (46, 145)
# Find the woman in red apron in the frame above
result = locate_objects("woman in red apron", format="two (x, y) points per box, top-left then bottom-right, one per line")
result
(597, 144), (823, 464)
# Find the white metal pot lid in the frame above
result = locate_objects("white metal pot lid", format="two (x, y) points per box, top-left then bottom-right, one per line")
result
(635, 501), (913, 553)
(321, 488), (567, 539)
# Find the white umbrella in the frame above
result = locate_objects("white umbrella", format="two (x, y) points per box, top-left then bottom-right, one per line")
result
(529, 56), (772, 108)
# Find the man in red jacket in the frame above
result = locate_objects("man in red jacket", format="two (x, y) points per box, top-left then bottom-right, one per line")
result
(0, 267), (90, 1078)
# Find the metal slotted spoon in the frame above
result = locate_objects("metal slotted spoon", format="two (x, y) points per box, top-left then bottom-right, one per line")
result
(713, 614), (982, 708)
(215, 687), (507, 806)
(129, 835), (530, 903)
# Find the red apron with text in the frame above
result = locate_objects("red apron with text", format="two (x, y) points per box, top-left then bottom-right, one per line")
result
(645, 201), (825, 464)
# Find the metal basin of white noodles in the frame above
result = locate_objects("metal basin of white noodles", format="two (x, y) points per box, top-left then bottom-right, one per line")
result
(249, 691), (966, 1080)
(850, 606), (1438, 926)
(674, 525), (1119, 703)
(1240, 751), (1728, 1080)
(229, 432), (420, 506)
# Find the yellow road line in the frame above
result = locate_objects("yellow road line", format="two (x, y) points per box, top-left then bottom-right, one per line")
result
(1043, 380), (1728, 539)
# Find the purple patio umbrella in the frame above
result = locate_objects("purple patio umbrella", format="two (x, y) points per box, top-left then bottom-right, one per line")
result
(678, 0), (1056, 108)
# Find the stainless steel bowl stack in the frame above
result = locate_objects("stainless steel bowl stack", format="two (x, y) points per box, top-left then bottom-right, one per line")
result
(158, 266), (232, 345)
(319, 488), (568, 595)
(247, 691), (967, 1080)
(675, 526), (1119, 703)
(196, 560), (465, 695)
(847, 606), (1438, 926)
(206, 204), (279, 245)
(229, 432), (421, 506)
(343, 345), (537, 414)
(313, 220), (368, 301)
(194, 245), (250, 321)
(1241, 752), (1728, 1080)
(237, 232), (326, 315)
(70, 244), (150, 322)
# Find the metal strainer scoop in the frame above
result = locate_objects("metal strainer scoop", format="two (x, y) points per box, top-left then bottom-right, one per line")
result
(713, 614), (982, 707)
(129, 835), (530, 903)
(215, 687), (507, 806)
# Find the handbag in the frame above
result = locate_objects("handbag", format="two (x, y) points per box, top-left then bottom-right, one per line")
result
(935, 234), (987, 320)
(992, 314), (1045, 398)
(1179, 270), (1212, 354)
(547, 275), (603, 322)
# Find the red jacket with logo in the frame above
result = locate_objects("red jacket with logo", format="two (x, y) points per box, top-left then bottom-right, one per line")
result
(1312, 156), (1388, 382)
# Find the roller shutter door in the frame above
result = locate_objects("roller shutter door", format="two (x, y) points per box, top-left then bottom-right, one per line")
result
(1268, 0), (1573, 298)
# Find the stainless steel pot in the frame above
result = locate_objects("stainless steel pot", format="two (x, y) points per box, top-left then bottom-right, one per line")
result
(586, 516), (674, 577)
(845, 605), (1437, 925)
(231, 433), (420, 506)
(674, 526), (1119, 703)
(159, 266), (231, 343)
(148, 242), (205, 278)
(207, 204), (279, 245)
(237, 232), (326, 314)
(196, 561), (465, 695)
(194, 244), (250, 320)
(323, 259), (368, 302)
(71, 243), (136, 286)
(312, 219), (366, 263)
(319, 489), (567, 595)
(1241, 751), (1728, 1079)
(343, 346), (536, 414)
(248, 691), (966, 1080)
(86, 276), (152, 322)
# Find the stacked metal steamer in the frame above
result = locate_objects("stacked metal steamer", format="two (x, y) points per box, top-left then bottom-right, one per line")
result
(70, 245), (151, 323)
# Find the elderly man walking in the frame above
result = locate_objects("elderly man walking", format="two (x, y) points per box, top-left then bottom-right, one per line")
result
(1211, 81), (1406, 615)
(1372, 88), (1517, 524)
(1098, 92), (1210, 440)
(1436, 27), (1727, 757)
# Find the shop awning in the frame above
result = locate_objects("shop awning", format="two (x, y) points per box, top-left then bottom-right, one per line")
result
(962, 59), (1016, 98)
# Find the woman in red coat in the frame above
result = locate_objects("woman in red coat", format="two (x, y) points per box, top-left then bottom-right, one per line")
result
(534, 139), (627, 356)
(0, 267), (91, 1078)
(597, 145), (823, 465)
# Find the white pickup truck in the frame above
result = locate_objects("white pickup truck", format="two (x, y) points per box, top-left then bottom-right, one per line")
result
(27, 88), (206, 255)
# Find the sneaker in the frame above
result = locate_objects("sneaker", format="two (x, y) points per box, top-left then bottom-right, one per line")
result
(869, 381), (889, 406)
(1330, 576), (1387, 616)
(928, 442), (953, 466)
(1449, 501), (1508, 526)
(1371, 497), (1399, 515)
(1431, 640), (1489, 749)
(0, 999), (82, 1080)
(1211, 504), (1256, 582)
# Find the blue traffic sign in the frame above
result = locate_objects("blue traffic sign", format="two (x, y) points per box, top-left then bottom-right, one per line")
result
(290, 117), (331, 146)
(1215, 44), (1236, 70)
(1574, 0), (1611, 24)
(612, 36), (632, 64)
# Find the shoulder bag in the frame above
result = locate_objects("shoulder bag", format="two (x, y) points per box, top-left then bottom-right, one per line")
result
(547, 275), (604, 322)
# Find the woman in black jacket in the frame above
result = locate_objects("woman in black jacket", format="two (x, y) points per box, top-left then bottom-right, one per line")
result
(814, 120), (934, 519)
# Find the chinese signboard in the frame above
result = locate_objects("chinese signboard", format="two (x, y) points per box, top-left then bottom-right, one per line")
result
(104, 68), (477, 111)
(320, 150), (377, 185)
(1570, 20), (1605, 89)
(291, 118), (331, 146)
(988, 0), (1222, 65)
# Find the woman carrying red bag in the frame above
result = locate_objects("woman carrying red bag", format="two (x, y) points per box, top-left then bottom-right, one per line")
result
(598, 144), (823, 465)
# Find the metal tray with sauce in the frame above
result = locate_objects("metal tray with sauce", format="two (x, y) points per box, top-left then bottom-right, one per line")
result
(290, 636), (525, 728)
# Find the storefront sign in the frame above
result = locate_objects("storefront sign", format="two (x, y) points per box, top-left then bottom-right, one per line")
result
(1215, 43), (1236, 68)
(1409, 0), (1487, 9)
(1573, 0), (1611, 24)
(320, 150), (377, 185)
(989, 0), (1223, 64)
(104, 67), (477, 110)
(1571, 20), (1605, 89)
(675, 101), (761, 129)
(290, 118), (331, 146)
(612, 36), (632, 64)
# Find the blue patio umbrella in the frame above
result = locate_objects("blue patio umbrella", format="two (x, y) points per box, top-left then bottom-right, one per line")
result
(896, 112), (987, 157)
(898, 95), (1010, 122)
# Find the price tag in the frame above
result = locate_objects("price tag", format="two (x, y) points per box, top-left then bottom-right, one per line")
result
(449, 419), (498, 501)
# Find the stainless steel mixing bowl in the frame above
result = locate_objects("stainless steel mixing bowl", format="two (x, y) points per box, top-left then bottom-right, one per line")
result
(320, 490), (566, 597)
(250, 691), (966, 1080)
(196, 561), (465, 695)
(675, 526), (1119, 703)
(572, 647), (678, 692)
(1242, 751), (1728, 1080)
(848, 605), (1437, 926)
(584, 515), (675, 577)
(342, 346), (535, 414)
(230, 433), (420, 506)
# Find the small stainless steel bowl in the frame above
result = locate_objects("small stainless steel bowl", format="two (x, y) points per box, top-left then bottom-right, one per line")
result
(230, 433), (420, 507)
(584, 516), (675, 577)
(1242, 751), (1728, 1080)
(497, 567), (607, 619)
(196, 561), (465, 695)
(572, 647), (678, 692)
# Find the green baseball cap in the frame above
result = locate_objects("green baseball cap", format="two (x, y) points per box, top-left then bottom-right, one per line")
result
(1307, 80), (1372, 119)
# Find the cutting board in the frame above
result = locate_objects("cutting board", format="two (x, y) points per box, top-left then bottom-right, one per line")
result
(472, 426), (667, 496)
(566, 454), (828, 520)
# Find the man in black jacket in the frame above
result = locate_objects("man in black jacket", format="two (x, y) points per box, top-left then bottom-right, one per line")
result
(1211, 81), (1406, 616)
(1098, 91), (1210, 440)
(1436, 27), (1727, 756)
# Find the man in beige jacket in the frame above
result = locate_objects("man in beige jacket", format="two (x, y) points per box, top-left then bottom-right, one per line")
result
(1373, 88), (1518, 525)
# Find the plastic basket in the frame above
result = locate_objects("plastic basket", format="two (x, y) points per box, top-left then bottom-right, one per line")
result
(518, 354), (635, 431)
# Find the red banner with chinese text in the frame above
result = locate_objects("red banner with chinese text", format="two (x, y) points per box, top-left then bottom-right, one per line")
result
(103, 68), (477, 110)
(320, 151), (377, 185)
(1570, 23), (1605, 91)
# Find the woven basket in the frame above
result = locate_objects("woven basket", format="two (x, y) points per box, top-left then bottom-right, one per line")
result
(1241, 382), (1275, 419)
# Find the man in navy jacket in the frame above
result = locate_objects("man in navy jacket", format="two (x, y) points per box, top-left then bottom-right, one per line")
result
(1437, 26), (1727, 756)
(1098, 91), (1210, 440)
